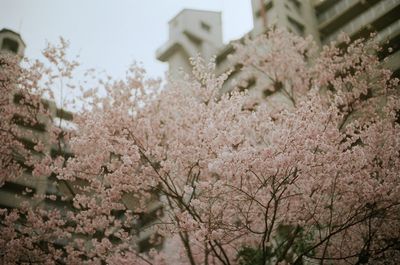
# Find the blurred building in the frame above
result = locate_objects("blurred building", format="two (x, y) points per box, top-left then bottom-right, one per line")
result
(314, 0), (400, 77)
(0, 28), (75, 211)
(156, 9), (223, 76)
(0, 28), (26, 58)
(157, 0), (400, 83)
(0, 28), (163, 256)
(156, 1), (400, 262)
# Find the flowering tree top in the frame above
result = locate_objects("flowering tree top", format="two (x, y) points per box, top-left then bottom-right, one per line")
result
(0, 29), (399, 265)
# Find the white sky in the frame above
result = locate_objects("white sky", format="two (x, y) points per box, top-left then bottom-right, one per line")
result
(0, 0), (253, 80)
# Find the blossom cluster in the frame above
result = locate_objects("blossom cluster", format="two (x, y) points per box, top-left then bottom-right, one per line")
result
(0, 29), (399, 264)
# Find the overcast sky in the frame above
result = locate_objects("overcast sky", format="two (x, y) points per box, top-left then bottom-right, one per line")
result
(0, 0), (253, 80)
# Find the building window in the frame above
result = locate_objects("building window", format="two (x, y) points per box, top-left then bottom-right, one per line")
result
(201, 21), (211, 32)
(287, 16), (305, 36)
(1, 38), (19, 54)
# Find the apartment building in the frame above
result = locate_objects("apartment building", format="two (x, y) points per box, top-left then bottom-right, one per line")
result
(0, 28), (26, 58)
(0, 28), (75, 212)
(157, 0), (400, 84)
(156, 9), (223, 76)
(0, 28), (163, 256)
(315, 0), (400, 77)
(155, 2), (400, 262)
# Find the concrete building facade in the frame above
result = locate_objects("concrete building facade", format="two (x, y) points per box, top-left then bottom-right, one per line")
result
(0, 28), (163, 256)
(156, 9), (223, 76)
(157, 0), (400, 81)
(155, 1), (400, 262)
(0, 28), (75, 211)
(0, 28), (26, 59)
(251, 0), (320, 40)
(315, 0), (400, 76)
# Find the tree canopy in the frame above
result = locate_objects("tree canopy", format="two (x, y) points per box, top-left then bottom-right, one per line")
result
(0, 29), (399, 265)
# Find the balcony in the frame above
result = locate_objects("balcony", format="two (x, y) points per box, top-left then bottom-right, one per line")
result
(156, 39), (180, 62)
(322, 0), (400, 44)
(385, 49), (400, 78)
(318, 0), (381, 40)
(314, 0), (338, 14)
(375, 19), (400, 44)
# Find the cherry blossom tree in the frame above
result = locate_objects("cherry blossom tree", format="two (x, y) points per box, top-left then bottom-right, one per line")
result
(0, 29), (399, 265)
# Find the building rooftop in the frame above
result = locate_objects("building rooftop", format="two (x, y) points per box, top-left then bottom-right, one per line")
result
(0, 28), (26, 47)
(168, 8), (222, 24)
